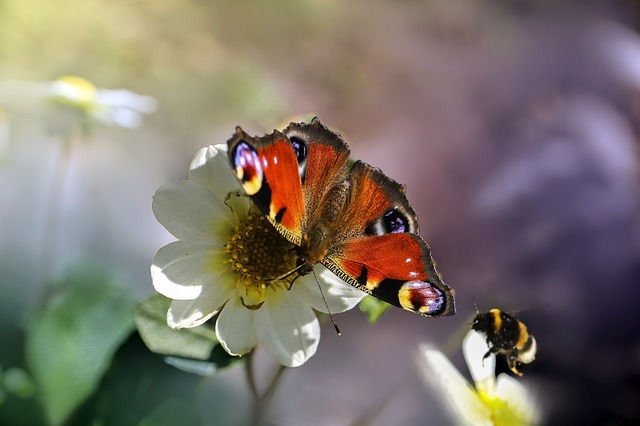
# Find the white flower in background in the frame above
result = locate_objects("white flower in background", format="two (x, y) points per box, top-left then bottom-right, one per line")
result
(0, 76), (157, 129)
(151, 144), (365, 367)
(418, 330), (540, 425)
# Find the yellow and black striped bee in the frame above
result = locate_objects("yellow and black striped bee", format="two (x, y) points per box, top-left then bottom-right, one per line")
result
(472, 308), (537, 376)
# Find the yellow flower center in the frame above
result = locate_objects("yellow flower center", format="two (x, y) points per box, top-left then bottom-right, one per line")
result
(53, 76), (97, 109)
(478, 391), (527, 426)
(224, 211), (298, 310)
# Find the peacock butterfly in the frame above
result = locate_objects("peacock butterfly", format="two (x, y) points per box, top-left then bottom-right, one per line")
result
(227, 117), (455, 317)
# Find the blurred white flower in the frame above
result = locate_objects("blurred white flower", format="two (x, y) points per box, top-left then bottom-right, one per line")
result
(0, 76), (157, 129)
(418, 330), (540, 426)
(151, 144), (365, 367)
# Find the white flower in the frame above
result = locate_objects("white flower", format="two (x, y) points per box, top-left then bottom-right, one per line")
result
(151, 144), (365, 367)
(0, 76), (157, 129)
(418, 330), (540, 425)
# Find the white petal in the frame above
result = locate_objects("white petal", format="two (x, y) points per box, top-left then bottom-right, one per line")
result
(152, 180), (235, 243)
(151, 241), (230, 300)
(167, 284), (229, 329)
(188, 145), (241, 197)
(417, 345), (492, 426)
(463, 330), (496, 393)
(188, 145), (252, 221)
(496, 374), (540, 424)
(95, 89), (158, 112)
(215, 295), (258, 356)
(168, 300), (218, 328)
(49, 79), (94, 104)
(293, 265), (366, 314)
(254, 290), (320, 367)
(92, 107), (143, 129)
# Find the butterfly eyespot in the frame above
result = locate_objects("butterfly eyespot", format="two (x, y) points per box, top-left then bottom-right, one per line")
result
(289, 136), (308, 164)
(382, 210), (408, 233)
(398, 280), (445, 316)
(288, 135), (309, 181)
(231, 141), (263, 196)
(365, 209), (411, 235)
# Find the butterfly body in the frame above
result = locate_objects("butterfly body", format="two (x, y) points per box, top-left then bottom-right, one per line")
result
(228, 118), (455, 317)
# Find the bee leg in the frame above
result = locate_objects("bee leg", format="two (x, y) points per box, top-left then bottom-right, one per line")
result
(507, 352), (523, 376)
(481, 349), (492, 366)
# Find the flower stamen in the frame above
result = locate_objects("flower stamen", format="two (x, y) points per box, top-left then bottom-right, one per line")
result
(224, 208), (298, 309)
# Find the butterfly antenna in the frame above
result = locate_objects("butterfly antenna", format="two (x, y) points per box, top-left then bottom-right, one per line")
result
(311, 269), (342, 336)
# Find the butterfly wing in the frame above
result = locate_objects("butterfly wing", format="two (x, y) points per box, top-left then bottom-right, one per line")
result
(228, 127), (305, 244)
(227, 118), (350, 245)
(282, 119), (350, 224)
(322, 161), (455, 317)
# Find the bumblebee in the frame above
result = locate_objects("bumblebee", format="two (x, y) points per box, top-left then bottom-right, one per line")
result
(472, 308), (537, 376)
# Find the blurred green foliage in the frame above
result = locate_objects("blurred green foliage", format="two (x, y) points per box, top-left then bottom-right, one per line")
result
(1, 367), (36, 400)
(135, 294), (218, 360)
(25, 266), (134, 425)
(358, 295), (391, 324)
(0, 265), (241, 426)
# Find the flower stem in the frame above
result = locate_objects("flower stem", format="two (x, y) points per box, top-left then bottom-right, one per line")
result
(40, 137), (75, 280)
(257, 364), (286, 411)
(245, 349), (287, 425)
(245, 350), (260, 402)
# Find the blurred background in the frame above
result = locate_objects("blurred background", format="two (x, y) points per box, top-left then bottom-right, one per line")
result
(1, 0), (639, 425)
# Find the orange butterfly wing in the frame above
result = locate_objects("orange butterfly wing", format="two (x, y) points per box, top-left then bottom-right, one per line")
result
(323, 161), (455, 317)
(282, 120), (350, 226)
(228, 128), (305, 243)
(324, 233), (454, 317)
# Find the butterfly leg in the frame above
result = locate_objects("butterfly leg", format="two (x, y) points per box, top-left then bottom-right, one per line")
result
(267, 263), (305, 288)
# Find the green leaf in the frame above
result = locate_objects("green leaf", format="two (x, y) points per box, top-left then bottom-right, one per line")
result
(25, 266), (135, 426)
(2, 367), (36, 399)
(137, 398), (202, 426)
(163, 346), (244, 377)
(358, 296), (392, 324)
(163, 357), (219, 376)
(0, 365), (4, 407)
(65, 333), (204, 426)
(134, 294), (218, 360)
(135, 294), (243, 375)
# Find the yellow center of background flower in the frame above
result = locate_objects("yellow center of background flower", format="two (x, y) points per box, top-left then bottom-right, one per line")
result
(224, 212), (298, 309)
(52, 76), (97, 109)
(478, 391), (525, 426)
